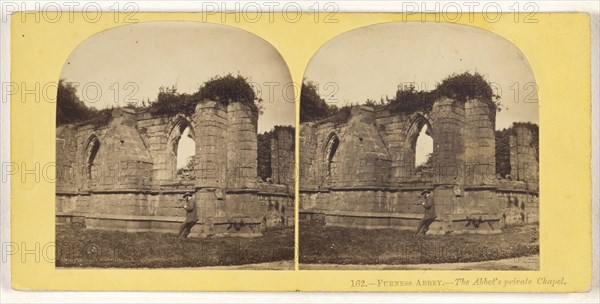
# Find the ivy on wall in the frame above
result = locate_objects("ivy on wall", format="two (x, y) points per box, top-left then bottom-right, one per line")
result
(56, 74), (262, 128)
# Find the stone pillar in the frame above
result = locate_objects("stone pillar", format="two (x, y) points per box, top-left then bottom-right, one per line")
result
(464, 98), (496, 185)
(510, 125), (539, 189)
(270, 127), (294, 185)
(56, 125), (78, 194)
(299, 124), (317, 188)
(194, 101), (227, 190)
(193, 101), (227, 224)
(226, 102), (258, 190)
(431, 97), (466, 186)
(430, 97), (466, 220)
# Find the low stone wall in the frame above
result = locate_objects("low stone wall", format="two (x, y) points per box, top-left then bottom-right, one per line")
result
(57, 182), (294, 237)
(300, 183), (537, 234)
(300, 186), (429, 230)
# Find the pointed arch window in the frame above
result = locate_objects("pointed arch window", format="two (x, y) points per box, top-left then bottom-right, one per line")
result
(324, 134), (340, 178)
(84, 135), (100, 180)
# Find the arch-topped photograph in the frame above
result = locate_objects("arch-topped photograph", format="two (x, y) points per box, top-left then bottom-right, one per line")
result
(54, 22), (295, 268)
(299, 22), (539, 270)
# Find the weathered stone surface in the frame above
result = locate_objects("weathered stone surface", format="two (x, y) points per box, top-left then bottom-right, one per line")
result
(56, 101), (294, 236)
(510, 125), (539, 190)
(300, 97), (538, 234)
(271, 127), (295, 185)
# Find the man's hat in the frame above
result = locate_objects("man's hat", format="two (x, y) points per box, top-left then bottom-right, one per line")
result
(420, 189), (432, 195)
(183, 192), (193, 198)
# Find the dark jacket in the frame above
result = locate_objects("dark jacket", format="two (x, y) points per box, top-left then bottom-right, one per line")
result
(423, 195), (437, 220)
(183, 198), (199, 223)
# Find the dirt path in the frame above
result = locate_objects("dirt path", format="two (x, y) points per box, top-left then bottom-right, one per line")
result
(300, 255), (539, 270)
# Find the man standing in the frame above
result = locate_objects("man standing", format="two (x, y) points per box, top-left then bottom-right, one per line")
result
(415, 189), (436, 235)
(177, 192), (198, 239)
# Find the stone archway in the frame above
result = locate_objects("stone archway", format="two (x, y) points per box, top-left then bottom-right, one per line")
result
(83, 134), (100, 181)
(322, 132), (340, 184)
(165, 116), (196, 180)
(404, 114), (434, 179)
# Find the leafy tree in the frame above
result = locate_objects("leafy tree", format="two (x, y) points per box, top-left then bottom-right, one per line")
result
(435, 72), (497, 103)
(56, 79), (95, 126)
(415, 153), (435, 175)
(149, 85), (195, 116)
(300, 81), (331, 123)
(386, 72), (500, 115)
(177, 157), (196, 180)
(195, 74), (261, 108)
(386, 83), (435, 113)
(150, 74), (261, 117)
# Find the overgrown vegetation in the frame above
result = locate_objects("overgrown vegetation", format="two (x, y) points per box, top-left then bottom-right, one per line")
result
(300, 72), (500, 123)
(176, 157), (196, 180)
(415, 153), (434, 176)
(56, 74), (262, 128)
(300, 81), (352, 125)
(149, 74), (262, 117)
(386, 72), (500, 115)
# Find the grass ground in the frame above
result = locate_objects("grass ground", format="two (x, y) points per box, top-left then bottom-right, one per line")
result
(299, 220), (538, 266)
(56, 223), (294, 268)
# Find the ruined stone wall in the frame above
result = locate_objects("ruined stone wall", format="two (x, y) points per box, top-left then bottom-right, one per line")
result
(258, 183), (294, 228)
(299, 122), (327, 188)
(300, 106), (391, 190)
(429, 97), (466, 186)
(300, 97), (538, 234)
(56, 101), (293, 236)
(510, 125), (539, 190)
(465, 99), (497, 185)
(270, 127), (295, 185)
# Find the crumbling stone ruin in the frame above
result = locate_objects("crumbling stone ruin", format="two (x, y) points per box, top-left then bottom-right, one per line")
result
(56, 101), (294, 237)
(300, 97), (538, 234)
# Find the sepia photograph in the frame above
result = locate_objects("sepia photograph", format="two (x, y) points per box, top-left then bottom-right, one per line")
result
(54, 21), (295, 269)
(299, 22), (540, 270)
(2, 4), (596, 297)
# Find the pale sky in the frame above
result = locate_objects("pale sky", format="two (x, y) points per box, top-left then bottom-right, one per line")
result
(60, 21), (295, 133)
(303, 22), (539, 166)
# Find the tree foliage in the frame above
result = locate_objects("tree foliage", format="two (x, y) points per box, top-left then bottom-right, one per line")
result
(149, 74), (261, 117)
(415, 153), (434, 175)
(58, 74), (262, 128)
(300, 80), (354, 125)
(56, 80), (115, 128)
(300, 81), (332, 123)
(301, 73), (500, 124)
(177, 157), (196, 180)
(386, 72), (500, 115)
(56, 80), (95, 126)
(386, 83), (436, 113)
